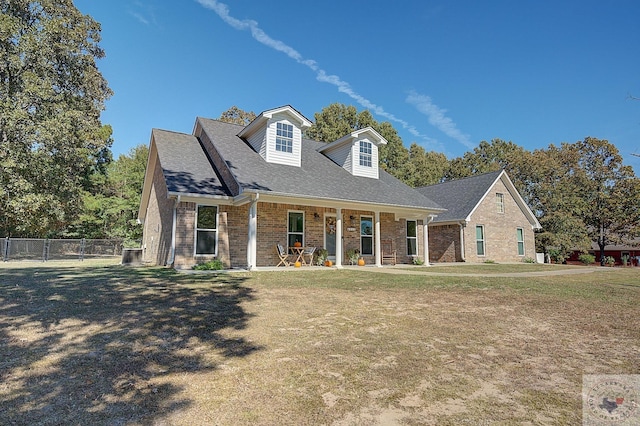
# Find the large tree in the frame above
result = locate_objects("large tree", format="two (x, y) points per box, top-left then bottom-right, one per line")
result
(0, 0), (112, 237)
(67, 144), (148, 243)
(219, 106), (256, 126)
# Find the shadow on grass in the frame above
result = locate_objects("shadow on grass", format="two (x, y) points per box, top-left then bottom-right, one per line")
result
(0, 264), (258, 425)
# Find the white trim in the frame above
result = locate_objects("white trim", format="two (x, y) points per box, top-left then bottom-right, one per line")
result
(516, 227), (525, 256)
(335, 208), (343, 268)
(194, 204), (219, 257)
(475, 224), (486, 257)
(374, 212), (381, 267)
(360, 215), (374, 256)
(406, 219), (418, 256)
(287, 210), (305, 249)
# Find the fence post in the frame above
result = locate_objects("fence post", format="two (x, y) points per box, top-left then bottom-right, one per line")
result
(3, 237), (8, 262)
(80, 238), (86, 261)
(42, 239), (50, 262)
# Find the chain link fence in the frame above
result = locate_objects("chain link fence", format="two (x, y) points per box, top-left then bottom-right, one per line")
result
(2, 238), (132, 262)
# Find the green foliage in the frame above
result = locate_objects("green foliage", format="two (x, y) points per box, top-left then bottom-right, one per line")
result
(522, 257), (536, 264)
(0, 0), (112, 237)
(578, 253), (596, 265)
(315, 248), (328, 266)
(218, 106), (256, 126)
(192, 259), (224, 270)
(66, 144), (148, 242)
(412, 257), (425, 265)
(548, 249), (565, 263)
(603, 256), (615, 267)
(483, 259), (497, 264)
(345, 248), (360, 265)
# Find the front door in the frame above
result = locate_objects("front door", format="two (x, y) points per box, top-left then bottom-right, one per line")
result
(324, 215), (337, 260)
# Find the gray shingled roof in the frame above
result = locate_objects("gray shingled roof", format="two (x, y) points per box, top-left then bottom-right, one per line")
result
(152, 129), (231, 197)
(195, 118), (444, 211)
(416, 170), (504, 223)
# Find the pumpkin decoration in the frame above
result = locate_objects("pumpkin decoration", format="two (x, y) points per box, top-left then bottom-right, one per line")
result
(325, 260), (333, 267)
(294, 261), (302, 268)
(357, 258), (365, 266)
(294, 241), (302, 248)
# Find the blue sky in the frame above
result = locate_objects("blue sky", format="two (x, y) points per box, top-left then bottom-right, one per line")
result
(74, 0), (640, 171)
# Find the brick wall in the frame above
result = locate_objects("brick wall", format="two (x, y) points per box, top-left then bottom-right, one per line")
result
(462, 179), (536, 263)
(141, 154), (174, 266)
(429, 224), (461, 262)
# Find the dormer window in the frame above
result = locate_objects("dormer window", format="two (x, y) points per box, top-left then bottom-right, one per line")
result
(276, 122), (293, 153)
(359, 141), (372, 167)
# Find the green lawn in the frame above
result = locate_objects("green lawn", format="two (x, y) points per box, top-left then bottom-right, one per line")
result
(1, 260), (638, 425)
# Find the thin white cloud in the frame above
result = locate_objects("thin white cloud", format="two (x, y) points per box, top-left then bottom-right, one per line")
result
(196, 0), (468, 149)
(128, 2), (157, 26)
(406, 91), (474, 149)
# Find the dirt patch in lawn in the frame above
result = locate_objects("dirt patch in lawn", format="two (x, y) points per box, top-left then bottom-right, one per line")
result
(1, 262), (638, 425)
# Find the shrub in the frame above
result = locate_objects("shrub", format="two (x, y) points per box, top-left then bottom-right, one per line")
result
(483, 259), (496, 264)
(412, 257), (424, 265)
(604, 256), (615, 267)
(578, 253), (595, 265)
(522, 257), (536, 263)
(192, 259), (224, 270)
(548, 249), (565, 263)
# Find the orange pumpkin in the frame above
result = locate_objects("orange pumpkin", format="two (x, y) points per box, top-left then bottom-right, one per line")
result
(294, 241), (302, 248)
(325, 260), (333, 267)
(357, 258), (365, 266)
(294, 261), (302, 268)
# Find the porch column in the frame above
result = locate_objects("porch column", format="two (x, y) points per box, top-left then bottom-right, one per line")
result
(247, 195), (258, 270)
(335, 208), (343, 268)
(459, 222), (466, 261)
(423, 216), (431, 266)
(375, 211), (381, 267)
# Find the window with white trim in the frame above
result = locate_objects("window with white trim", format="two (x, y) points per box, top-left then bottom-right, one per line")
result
(496, 193), (504, 213)
(476, 225), (485, 256)
(516, 228), (525, 256)
(360, 216), (373, 255)
(288, 211), (304, 248)
(195, 205), (218, 255)
(406, 220), (418, 256)
(359, 141), (372, 167)
(276, 122), (293, 153)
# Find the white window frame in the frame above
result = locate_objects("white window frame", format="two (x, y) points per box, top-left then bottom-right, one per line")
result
(516, 227), (525, 256)
(276, 122), (293, 153)
(360, 215), (374, 255)
(359, 141), (372, 168)
(496, 193), (505, 214)
(194, 204), (218, 256)
(287, 210), (304, 249)
(475, 225), (486, 256)
(406, 220), (418, 256)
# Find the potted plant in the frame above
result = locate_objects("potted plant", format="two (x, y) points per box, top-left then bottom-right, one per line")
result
(604, 255), (616, 267)
(346, 248), (360, 265)
(315, 248), (328, 266)
(622, 254), (629, 267)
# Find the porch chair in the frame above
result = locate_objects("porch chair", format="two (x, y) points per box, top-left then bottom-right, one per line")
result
(381, 239), (397, 265)
(302, 246), (316, 266)
(276, 244), (291, 267)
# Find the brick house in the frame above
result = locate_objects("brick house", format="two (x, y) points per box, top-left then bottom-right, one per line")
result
(417, 170), (541, 263)
(138, 105), (446, 269)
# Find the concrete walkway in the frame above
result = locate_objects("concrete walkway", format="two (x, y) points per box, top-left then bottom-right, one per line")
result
(213, 264), (604, 277)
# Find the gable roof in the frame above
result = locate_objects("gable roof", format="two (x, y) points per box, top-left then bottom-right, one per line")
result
(152, 128), (231, 198)
(318, 126), (387, 154)
(194, 117), (444, 214)
(417, 170), (541, 228)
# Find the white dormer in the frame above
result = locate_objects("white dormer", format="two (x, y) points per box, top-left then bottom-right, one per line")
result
(319, 127), (387, 179)
(237, 106), (312, 167)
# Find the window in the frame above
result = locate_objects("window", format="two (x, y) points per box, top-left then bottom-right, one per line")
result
(288, 211), (304, 248)
(359, 141), (372, 167)
(496, 193), (504, 213)
(360, 216), (373, 255)
(195, 205), (218, 255)
(276, 122), (293, 153)
(516, 228), (525, 256)
(406, 220), (417, 256)
(476, 225), (485, 256)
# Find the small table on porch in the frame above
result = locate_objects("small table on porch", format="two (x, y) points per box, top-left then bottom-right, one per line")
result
(290, 247), (306, 265)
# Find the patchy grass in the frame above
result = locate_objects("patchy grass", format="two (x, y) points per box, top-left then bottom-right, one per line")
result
(1, 261), (639, 424)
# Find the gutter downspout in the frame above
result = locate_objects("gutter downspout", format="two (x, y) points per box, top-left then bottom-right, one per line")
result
(169, 195), (181, 266)
(247, 193), (259, 270)
(459, 221), (466, 262)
